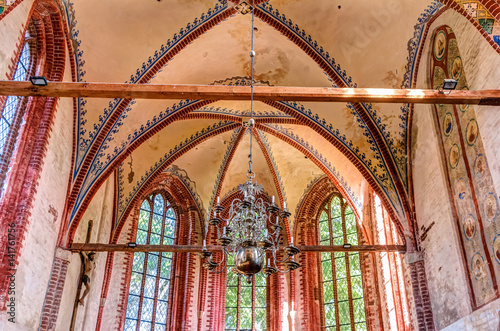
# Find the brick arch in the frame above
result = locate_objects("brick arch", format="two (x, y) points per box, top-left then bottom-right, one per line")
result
(110, 173), (203, 331)
(66, 4), (238, 233)
(0, 0), (66, 310)
(253, 6), (412, 227)
(294, 176), (373, 331)
(67, 119), (240, 245)
(254, 123), (407, 242)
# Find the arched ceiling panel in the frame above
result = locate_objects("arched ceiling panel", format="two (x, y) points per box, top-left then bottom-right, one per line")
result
(219, 129), (280, 201)
(262, 0), (432, 88)
(67, 0), (219, 83)
(168, 128), (242, 214)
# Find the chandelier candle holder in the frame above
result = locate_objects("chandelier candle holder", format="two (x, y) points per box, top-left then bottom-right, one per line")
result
(199, 178), (300, 283)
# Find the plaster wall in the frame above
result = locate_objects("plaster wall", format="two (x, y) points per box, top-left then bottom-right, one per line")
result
(55, 176), (114, 331)
(411, 102), (471, 330)
(0, 62), (74, 329)
(0, 0), (35, 79)
(99, 213), (136, 331)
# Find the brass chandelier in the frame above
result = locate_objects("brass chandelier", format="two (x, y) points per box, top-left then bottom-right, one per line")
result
(199, 0), (300, 282)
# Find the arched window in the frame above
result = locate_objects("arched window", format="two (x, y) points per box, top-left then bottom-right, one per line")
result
(319, 194), (366, 330)
(0, 27), (36, 195)
(225, 255), (267, 330)
(125, 193), (177, 331)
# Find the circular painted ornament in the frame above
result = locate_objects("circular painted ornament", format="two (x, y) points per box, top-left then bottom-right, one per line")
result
(449, 144), (460, 169)
(493, 235), (500, 265)
(471, 253), (486, 280)
(474, 154), (487, 180)
(443, 112), (453, 136)
(434, 30), (447, 61)
(483, 193), (498, 222)
(465, 119), (478, 146)
(463, 214), (476, 241)
(451, 56), (462, 80)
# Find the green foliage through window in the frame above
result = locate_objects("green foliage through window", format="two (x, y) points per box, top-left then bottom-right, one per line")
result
(319, 194), (366, 330)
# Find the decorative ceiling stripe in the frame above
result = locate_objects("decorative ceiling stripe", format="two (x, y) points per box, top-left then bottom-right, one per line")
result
(208, 127), (245, 210)
(263, 100), (403, 217)
(68, 1), (235, 223)
(68, 100), (216, 225)
(193, 105), (293, 118)
(253, 129), (291, 241)
(253, 129), (287, 207)
(68, 121), (240, 242)
(254, 3), (410, 222)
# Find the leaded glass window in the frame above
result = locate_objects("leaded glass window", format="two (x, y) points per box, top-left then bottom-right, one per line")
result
(125, 193), (176, 331)
(225, 255), (267, 330)
(319, 194), (366, 331)
(0, 28), (36, 196)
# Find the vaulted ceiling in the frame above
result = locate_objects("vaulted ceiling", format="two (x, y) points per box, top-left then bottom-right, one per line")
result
(60, 0), (500, 242)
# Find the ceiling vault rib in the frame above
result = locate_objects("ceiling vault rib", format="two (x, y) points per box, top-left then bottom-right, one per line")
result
(209, 127), (246, 209)
(64, 5), (238, 241)
(255, 122), (406, 244)
(252, 129), (291, 241)
(253, 6), (412, 231)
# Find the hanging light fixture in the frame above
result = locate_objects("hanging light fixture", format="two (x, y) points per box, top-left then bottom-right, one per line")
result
(199, 0), (300, 283)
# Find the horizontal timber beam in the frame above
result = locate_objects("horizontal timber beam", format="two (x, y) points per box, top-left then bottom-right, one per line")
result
(69, 243), (406, 253)
(1, 81), (500, 105)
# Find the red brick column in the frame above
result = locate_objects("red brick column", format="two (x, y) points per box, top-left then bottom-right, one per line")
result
(406, 252), (435, 331)
(38, 248), (71, 331)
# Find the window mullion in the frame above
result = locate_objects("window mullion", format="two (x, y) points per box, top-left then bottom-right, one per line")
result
(340, 200), (355, 331)
(136, 198), (153, 330)
(326, 201), (340, 331)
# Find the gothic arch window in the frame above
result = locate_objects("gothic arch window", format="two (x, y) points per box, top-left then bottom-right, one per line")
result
(318, 193), (366, 331)
(0, 26), (37, 194)
(125, 192), (177, 331)
(225, 255), (267, 330)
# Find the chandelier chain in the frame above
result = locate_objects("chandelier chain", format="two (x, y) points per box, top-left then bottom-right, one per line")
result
(248, 0), (255, 178)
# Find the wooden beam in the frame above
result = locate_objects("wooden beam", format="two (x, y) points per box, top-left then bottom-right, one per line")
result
(1, 81), (500, 105)
(69, 243), (406, 253)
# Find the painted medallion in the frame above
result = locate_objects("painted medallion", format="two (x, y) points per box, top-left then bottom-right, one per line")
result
(463, 214), (476, 240)
(493, 235), (500, 265)
(451, 56), (462, 80)
(456, 178), (467, 201)
(466, 119), (478, 146)
(434, 30), (447, 61)
(484, 193), (498, 222)
(474, 154), (487, 180)
(443, 112), (453, 136)
(471, 253), (486, 280)
(449, 144), (460, 169)
(459, 87), (470, 112)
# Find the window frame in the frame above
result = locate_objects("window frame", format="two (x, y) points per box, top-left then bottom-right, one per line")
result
(317, 192), (367, 331)
(125, 191), (179, 331)
(0, 25), (37, 196)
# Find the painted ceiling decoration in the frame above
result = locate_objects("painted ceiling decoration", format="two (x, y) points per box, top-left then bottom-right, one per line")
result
(47, 0), (500, 243)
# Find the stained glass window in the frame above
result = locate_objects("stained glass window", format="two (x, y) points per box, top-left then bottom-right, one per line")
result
(0, 28), (36, 195)
(225, 255), (267, 330)
(125, 193), (176, 331)
(319, 194), (366, 331)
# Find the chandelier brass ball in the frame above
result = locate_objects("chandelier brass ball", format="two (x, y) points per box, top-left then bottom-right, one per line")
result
(234, 246), (264, 276)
